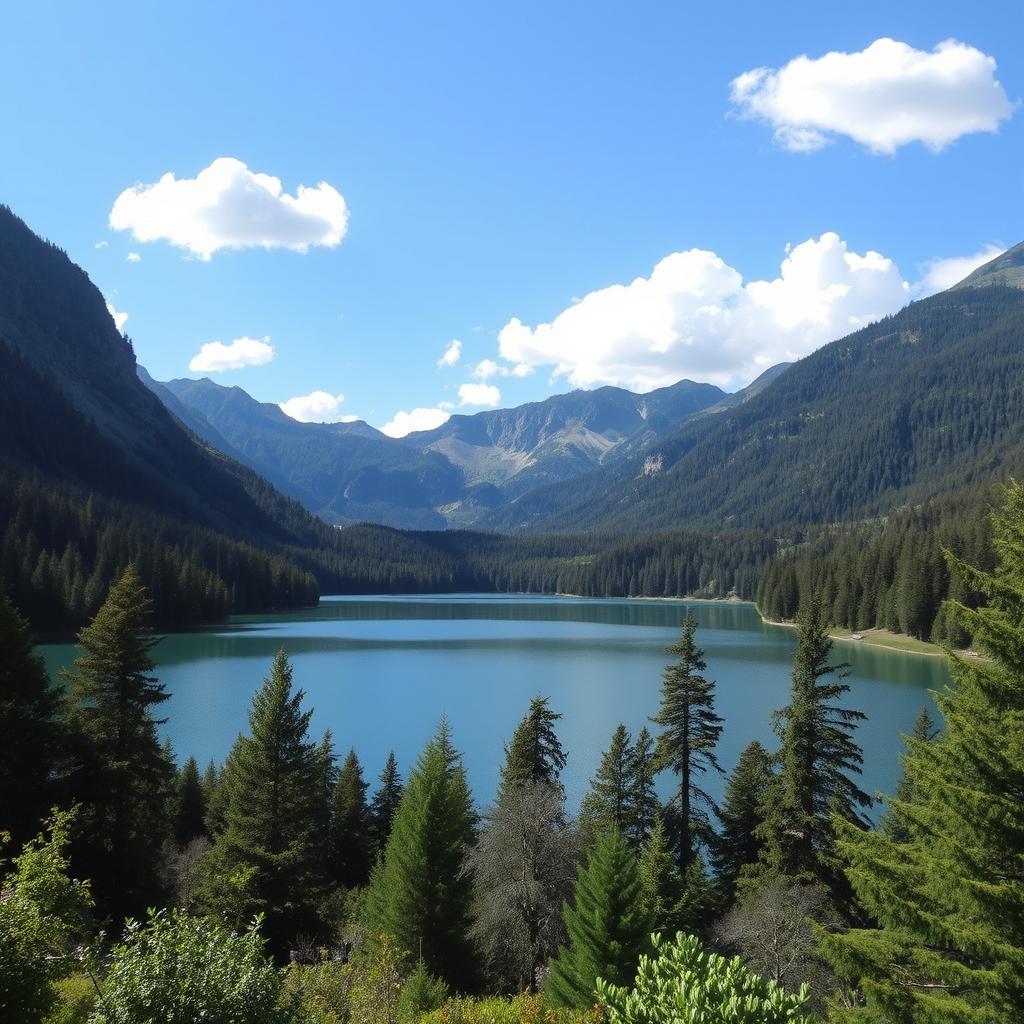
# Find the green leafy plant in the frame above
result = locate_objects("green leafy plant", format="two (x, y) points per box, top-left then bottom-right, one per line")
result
(597, 932), (814, 1024)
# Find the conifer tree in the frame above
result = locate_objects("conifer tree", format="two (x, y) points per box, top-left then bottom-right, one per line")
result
(580, 725), (635, 847)
(0, 588), (64, 852)
(362, 722), (477, 991)
(173, 756), (207, 846)
(369, 751), (403, 857)
(754, 601), (870, 900)
(331, 748), (371, 888)
(637, 815), (682, 935)
(546, 827), (654, 1009)
(63, 564), (173, 920)
(880, 705), (937, 845)
(713, 740), (773, 904)
(500, 696), (567, 795)
(821, 483), (1024, 1021)
(650, 612), (723, 868)
(200, 650), (327, 956)
(628, 726), (659, 848)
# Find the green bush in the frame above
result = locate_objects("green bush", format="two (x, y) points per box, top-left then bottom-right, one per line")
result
(597, 933), (814, 1024)
(283, 960), (355, 1024)
(420, 993), (603, 1024)
(88, 909), (290, 1024)
(44, 975), (97, 1024)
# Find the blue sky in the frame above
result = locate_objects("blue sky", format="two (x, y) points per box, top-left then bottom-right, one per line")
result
(2, 1), (1022, 434)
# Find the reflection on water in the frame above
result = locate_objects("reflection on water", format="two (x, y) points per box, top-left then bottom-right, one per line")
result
(40, 595), (949, 813)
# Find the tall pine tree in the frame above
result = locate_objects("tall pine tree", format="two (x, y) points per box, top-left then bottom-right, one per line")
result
(200, 649), (328, 956)
(546, 827), (654, 1009)
(0, 588), (64, 852)
(63, 564), (173, 921)
(369, 751), (403, 858)
(363, 722), (477, 991)
(331, 748), (371, 888)
(821, 483), (1024, 1022)
(754, 601), (870, 901)
(650, 612), (723, 868)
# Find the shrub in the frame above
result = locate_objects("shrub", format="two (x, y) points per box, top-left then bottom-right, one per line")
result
(420, 993), (603, 1024)
(597, 933), (814, 1024)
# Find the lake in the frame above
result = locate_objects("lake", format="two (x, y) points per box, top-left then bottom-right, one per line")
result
(39, 595), (950, 814)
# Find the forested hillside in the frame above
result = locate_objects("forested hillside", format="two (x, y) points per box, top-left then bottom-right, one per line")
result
(481, 272), (1024, 534)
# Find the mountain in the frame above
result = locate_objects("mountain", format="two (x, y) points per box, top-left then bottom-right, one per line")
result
(150, 376), (465, 530)
(479, 246), (1024, 534)
(953, 240), (1024, 291)
(0, 203), (384, 630)
(152, 373), (730, 529)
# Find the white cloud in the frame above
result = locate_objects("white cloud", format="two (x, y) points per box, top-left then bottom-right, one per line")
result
(279, 390), (348, 423)
(106, 301), (128, 331)
(95, 240), (108, 249)
(458, 382), (501, 407)
(110, 157), (349, 260)
(472, 358), (533, 380)
(438, 339), (462, 367)
(731, 38), (1014, 154)
(126, 251), (141, 263)
(188, 336), (275, 373)
(499, 233), (912, 391)
(380, 407), (451, 438)
(915, 244), (1002, 296)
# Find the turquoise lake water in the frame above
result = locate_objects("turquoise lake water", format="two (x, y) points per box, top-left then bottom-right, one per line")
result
(40, 595), (950, 812)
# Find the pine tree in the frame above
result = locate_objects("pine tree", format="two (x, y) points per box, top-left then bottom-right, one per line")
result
(0, 588), (64, 852)
(331, 748), (371, 888)
(173, 756), (207, 845)
(62, 564), (173, 920)
(580, 725), (635, 847)
(200, 649), (328, 956)
(650, 612), (723, 868)
(712, 740), (773, 904)
(500, 696), (567, 795)
(369, 752), (403, 857)
(546, 827), (654, 1009)
(821, 483), (1024, 1022)
(881, 705), (937, 845)
(362, 721), (477, 990)
(755, 601), (870, 900)
(637, 815), (682, 935)
(628, 727), (659, 848)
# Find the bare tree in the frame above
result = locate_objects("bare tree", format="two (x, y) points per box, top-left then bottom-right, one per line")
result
(714, 878), (836, 999)
(466, 780), (578, 992)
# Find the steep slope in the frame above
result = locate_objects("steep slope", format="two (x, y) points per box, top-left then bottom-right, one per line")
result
(408, 379), (725, 507)
(152, 376), (465, 529)
(480, 248), (1024, 533)
(953, 240), (1024, 291)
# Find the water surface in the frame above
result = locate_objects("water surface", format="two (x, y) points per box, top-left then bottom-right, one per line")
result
(40, 595), (949, 812)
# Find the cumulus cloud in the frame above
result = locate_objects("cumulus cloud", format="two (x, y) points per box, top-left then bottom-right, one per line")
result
(95, 240), (108, 249)
(915, 244), (1003, 296)
(380, 407), (451, 438)
(458, 383), (501, 407)
(126, 252), (141, 263)
(731, 38), (1014, 154)
(279, 390), (349, 423)
(106, 301), (128, 331)
(189, 336), (275, 373)
(438, 339), (462, 367)
(472, 358), (534, 380)
(110, 157), (349, 260)
(498, 233), (912, 391)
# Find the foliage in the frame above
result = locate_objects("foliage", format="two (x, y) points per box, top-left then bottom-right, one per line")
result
(369, 752), (404, 858)
(397, 959), (449, 1022)
(650, 612), (723, 868)
(0, 809), (92, 1024)
(0, 586), (65, 852)
(468, 781), (576, 992)
(62, 564), (174, 921)
(820, 481), (1024, 1021)
(500, 697), (567, 795)
(363, 722), (477, 991)
(200, 650), (329, 956)
(598, 932), (814, 1024)
(88, 909), (289, 1024)
(332, 748), (372, 889)
(546, 829), (653, 1009)
(420, 993), (604, 1024)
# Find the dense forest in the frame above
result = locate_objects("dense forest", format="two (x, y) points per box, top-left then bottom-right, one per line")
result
(4, 486), (1023, 1022)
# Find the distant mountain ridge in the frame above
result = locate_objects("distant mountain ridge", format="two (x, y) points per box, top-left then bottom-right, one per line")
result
(146, 371), (742, 528)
